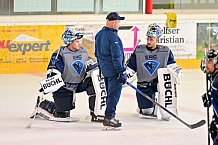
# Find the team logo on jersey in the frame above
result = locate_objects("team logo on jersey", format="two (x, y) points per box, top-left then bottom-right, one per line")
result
(143, 60), (160, 76)
(72, 60), (84, 76)
(51, 55), (59, 65)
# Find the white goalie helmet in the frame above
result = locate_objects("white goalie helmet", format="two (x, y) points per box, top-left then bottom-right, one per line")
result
(146, 23), (163, 38)
(62, 29), (83, 45)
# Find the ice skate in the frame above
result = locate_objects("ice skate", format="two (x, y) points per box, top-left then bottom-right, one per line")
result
(138, 113), (158, 119)
(49, 111), (79, 122)
(91, 115), (104, 123)
(37, 108), (79, 122)
(102, 118), (122, 131)
(30, 96), (55, 119)
(138, 107), (158, 119)
(30, 96), (79, 122)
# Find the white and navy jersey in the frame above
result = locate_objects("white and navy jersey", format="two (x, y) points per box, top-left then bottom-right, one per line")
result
(127, 44), (175, 83)
(210, 73), (218, 124)
(47, 46), (88, 91)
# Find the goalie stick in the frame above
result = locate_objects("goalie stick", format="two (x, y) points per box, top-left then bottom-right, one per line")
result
(26, 92), (44, 128)
(126, 82), (206, 129)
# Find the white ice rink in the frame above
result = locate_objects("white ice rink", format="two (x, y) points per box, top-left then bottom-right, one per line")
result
(0, 69), (210, 145)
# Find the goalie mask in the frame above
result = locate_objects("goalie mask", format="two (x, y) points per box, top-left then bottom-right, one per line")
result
(146, 23), (163, 38)
(62, 29), (83, 45)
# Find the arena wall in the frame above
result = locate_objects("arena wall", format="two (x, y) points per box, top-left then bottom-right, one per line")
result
(1, 11), (218, 73)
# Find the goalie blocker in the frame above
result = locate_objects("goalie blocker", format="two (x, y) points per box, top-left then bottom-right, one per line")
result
(158, 68), (178, 121)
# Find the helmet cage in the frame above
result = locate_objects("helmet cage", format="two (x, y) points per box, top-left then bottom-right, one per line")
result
(146, 23), (163, 38)
(62, 29), (83, 45)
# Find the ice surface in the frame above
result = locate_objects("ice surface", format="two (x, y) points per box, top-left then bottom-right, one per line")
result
(0, 70), (209, 145)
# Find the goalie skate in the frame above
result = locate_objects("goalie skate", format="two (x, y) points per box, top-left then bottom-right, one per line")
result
(30, 96), (79, 122)
(137, 108), (158, 119)
(138, 113), (158, 119)
(49, 116), (79, 122)
(34, 106), (79, 122)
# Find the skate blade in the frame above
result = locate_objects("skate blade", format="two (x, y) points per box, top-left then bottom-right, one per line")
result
(102, 126), (122, 131)
(138, 114), (158, 119)
(49, 117), (79, 122)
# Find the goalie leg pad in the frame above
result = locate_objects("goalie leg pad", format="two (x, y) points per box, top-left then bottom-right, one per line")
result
(91, 68), (107, 116)
(157, 68), (178, 121)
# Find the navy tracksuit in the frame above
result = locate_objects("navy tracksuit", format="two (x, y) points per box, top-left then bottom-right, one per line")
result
(95, 27), (125, 119)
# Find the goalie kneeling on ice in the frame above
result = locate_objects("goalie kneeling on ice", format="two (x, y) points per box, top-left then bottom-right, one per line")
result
(40, 69), (65, 94)
(158, 68), (178, 121)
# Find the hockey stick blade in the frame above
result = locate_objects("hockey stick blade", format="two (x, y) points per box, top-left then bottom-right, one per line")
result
(25, 108), (38, 129)
(189, 120), (206, 129)
(126, 82), (206, 129)
(25, 93), (44, 129)
(26, 120), (33, 128)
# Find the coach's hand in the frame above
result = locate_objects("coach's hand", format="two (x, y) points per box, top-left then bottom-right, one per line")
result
(117, 71), (127, 85)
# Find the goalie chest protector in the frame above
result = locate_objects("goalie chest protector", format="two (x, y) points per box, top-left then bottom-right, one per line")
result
(135, 45), (170, 82)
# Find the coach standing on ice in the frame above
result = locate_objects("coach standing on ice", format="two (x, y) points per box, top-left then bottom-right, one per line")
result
(95, 12), (127, 128)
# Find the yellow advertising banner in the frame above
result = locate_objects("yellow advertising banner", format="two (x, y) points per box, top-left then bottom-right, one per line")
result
(166, 12), (177, 28)
(0, 25), (64, 74)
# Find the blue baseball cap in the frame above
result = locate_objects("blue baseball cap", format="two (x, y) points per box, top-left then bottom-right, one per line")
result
(106, 12), (125, 21)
